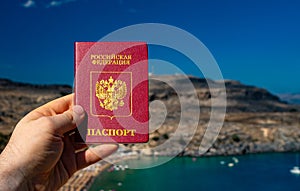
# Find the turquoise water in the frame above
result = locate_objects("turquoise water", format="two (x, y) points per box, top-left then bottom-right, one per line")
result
(89, 153), (300, 191)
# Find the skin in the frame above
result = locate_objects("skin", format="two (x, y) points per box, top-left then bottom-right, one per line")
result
(0, 94), (118, 191)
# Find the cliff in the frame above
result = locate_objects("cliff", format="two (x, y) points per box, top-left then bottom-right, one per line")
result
(0, 76), (299, 156)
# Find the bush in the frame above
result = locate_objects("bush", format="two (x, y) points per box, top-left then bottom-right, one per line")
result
(232, 134), (240, 142)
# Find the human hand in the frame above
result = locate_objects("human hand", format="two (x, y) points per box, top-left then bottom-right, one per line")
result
(0, 94), (118, 191)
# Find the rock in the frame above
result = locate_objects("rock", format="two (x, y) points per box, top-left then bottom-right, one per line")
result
(141, 148), (153, 156)
(1, 76), (300, 157)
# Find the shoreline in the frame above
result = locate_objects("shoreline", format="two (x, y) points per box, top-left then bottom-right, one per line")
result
(58, 162), (111, 191)
(58, 153), (138, 191)
(73, 153), (300, 191)
(58, 150), (300, 191)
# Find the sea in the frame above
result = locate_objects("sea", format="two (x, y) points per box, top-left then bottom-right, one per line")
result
(89, 153), (300, 191)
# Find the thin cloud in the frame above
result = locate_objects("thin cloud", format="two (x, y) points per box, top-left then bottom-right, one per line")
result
(46, 0), (77, 8)
(21, 0), (36, 8)
(20, 0), (79, 8)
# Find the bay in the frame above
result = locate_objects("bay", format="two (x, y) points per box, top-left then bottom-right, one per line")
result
(89, 153), (300, 191)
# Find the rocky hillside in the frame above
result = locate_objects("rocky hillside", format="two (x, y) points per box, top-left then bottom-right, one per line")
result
(149, 75), (294, 113)
(0, 76), (299, 156)
(0, 78), (72, 135)
(129, 75), (300, 156)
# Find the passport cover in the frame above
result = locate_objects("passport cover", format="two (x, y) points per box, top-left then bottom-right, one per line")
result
(74, 42), (149, 143)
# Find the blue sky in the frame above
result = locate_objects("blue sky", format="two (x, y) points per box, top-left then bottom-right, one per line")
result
(0, 0), (299, 93)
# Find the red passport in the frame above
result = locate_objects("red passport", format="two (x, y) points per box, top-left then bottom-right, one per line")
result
(74, 42), (149, 143)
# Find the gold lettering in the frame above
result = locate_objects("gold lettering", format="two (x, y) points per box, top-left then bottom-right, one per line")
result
(108, 129), (115, 136)
(115, 129), (123, 136)
(95, 129), (101, 136)
(87, 128), (95, 136)
(102, 129), (108, 136)
(90, 54), (132, 65)
(87, 128), (136, 137)
(129, 129), (136, 136)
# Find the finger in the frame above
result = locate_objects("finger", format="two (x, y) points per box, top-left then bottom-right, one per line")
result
(61, 135), (77, 176)
(49, 105), (85, 135)
(25, 94), (74, 121)
(76, 144), (118, 170)
(40, 94), (74, 114)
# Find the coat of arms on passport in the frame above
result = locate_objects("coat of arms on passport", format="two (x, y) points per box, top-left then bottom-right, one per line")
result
(91, 71), (132, 119)
(75, 42), (149, 143)
(95, 76), (127, 111)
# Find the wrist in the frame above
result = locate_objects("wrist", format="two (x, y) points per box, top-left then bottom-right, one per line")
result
(0, 150), (32, 190)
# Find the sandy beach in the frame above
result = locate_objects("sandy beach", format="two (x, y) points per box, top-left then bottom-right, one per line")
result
(58, 152), (138, 191)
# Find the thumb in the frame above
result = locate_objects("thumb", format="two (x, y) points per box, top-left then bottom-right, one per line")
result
(50, 105), (86, 135)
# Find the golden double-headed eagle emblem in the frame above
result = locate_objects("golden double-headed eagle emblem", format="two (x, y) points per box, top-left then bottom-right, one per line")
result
(95, 76), (127, 111)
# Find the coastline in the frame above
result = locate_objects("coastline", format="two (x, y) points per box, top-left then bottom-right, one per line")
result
(58, 162), (111, 191)
(59, 150), (300, 191)
(1, 78), (300, 190)
(58, 152), (138, 191)
(84, 153), (300, 191)
(59, 152), (297, 191)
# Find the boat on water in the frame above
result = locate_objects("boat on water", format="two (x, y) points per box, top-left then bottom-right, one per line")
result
(290, 166), (300, 175)
(290, 153), (300, 175)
